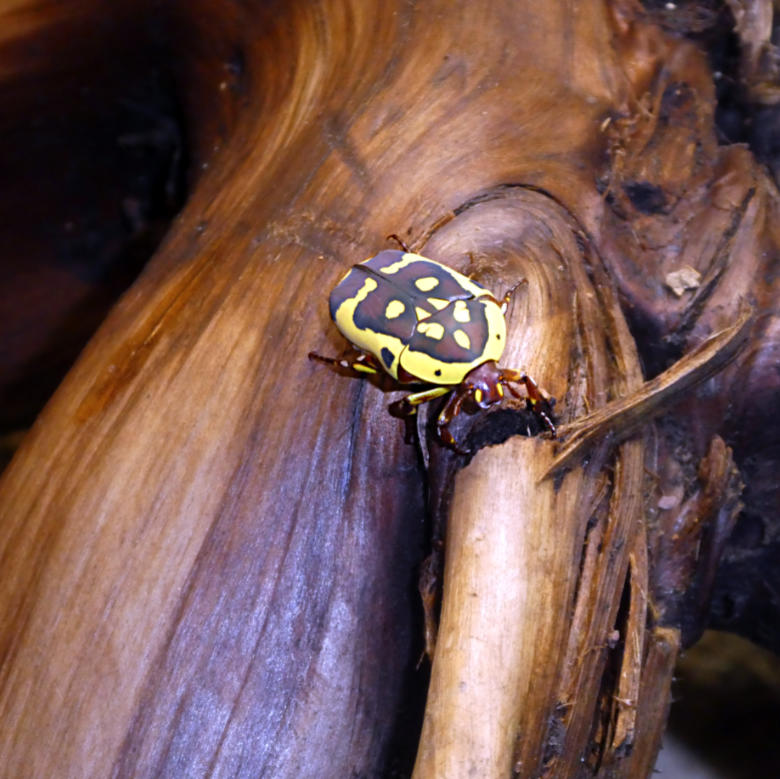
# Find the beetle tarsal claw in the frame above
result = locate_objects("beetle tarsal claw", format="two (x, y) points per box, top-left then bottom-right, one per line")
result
(436, 426), (471, 456)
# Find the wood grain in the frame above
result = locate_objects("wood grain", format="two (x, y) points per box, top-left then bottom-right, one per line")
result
(1, 1), (778, 777)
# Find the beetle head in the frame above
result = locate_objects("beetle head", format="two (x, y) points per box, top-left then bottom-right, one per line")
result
(460, 361), (505, 412)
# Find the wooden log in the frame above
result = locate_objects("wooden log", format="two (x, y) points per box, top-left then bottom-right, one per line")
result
(1, 1), (778, 777)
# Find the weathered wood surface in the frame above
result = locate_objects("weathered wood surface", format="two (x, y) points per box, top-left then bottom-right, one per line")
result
(0, 1), (778, 777)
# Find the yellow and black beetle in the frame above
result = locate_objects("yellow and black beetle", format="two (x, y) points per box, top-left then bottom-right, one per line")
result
(309, 239), (555, 452)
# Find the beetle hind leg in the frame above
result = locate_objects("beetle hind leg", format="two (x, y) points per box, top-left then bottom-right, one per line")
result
(389, 385), (453, 449)
(386, 233), (411, 252)
(308, 348), (381, 378)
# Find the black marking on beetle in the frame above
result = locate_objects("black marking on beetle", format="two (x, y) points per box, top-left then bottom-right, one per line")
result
(350, 281), (420, 341)
(380, 347), (394, 370)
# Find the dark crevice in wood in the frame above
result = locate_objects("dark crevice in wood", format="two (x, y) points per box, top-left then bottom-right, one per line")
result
(0, 6), (189, 434)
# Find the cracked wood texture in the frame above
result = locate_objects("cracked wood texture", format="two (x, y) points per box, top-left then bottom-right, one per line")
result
(1, 1), (779, 778)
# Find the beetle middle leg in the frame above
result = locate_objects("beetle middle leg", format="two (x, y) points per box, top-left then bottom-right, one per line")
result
(389, 386), (452, 448)
(388, 385), (452, 418)
(393, 386), (473, 454)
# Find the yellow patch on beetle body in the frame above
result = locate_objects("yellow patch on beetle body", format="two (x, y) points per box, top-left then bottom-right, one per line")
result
(414, 276), (439, 292)
(333, 277), (378, 339)
(378, 253), (425, 274)
(415, 306), (429, 320)
(332, 276), (406, 381)
(452, 329), (471, 350)
(426, 298), (449, 311)
(481, 300), (507, 362)
(356, 277), (377, 297)
(384, 299), (405, 319)
(417, 321), (445, 340)
(453, 300), (471, 323)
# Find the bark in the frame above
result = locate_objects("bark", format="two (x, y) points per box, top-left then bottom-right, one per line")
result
(0, 1), (778, 778)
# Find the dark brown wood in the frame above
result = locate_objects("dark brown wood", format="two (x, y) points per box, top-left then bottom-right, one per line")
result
(1, 1), (778, 777)
(0, 0), (183, 431)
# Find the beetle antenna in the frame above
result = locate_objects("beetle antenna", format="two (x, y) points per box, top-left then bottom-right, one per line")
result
(500, 278), (528, 313)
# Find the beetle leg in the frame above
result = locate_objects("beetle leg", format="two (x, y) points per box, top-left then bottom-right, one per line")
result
(308, 349), (382, 378)
(436, 389), (471, 454)
(417, 540), (444, 665)
(388, 385), (452, 418)
(502, 370), (557, 436)
(386, 233), (411, 252)
(389, 386), (452, 447)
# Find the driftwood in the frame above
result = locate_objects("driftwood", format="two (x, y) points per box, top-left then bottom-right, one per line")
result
(1, 1), (778, 777)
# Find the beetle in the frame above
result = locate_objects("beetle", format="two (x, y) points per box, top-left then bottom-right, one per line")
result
(309, 239), (556, 452)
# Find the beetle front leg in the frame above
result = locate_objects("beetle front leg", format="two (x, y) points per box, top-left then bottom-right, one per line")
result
(502, 370), (557, 436)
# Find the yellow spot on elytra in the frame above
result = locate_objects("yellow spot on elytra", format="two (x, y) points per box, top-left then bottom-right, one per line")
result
(417, 321), (445, 340)
(453, 300), (471, 323)
(415, 306), (429, 320)
(427, 298), (449, 311)
(385, 299), (405, 319)
(415, 276), (439, 292)
(453, 329), (471, 350)
(474, 389), (483, 403)
(378, 253), (420, 273)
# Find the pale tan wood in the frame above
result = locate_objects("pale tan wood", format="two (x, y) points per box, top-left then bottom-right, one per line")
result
(416, 436), (566, 777)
